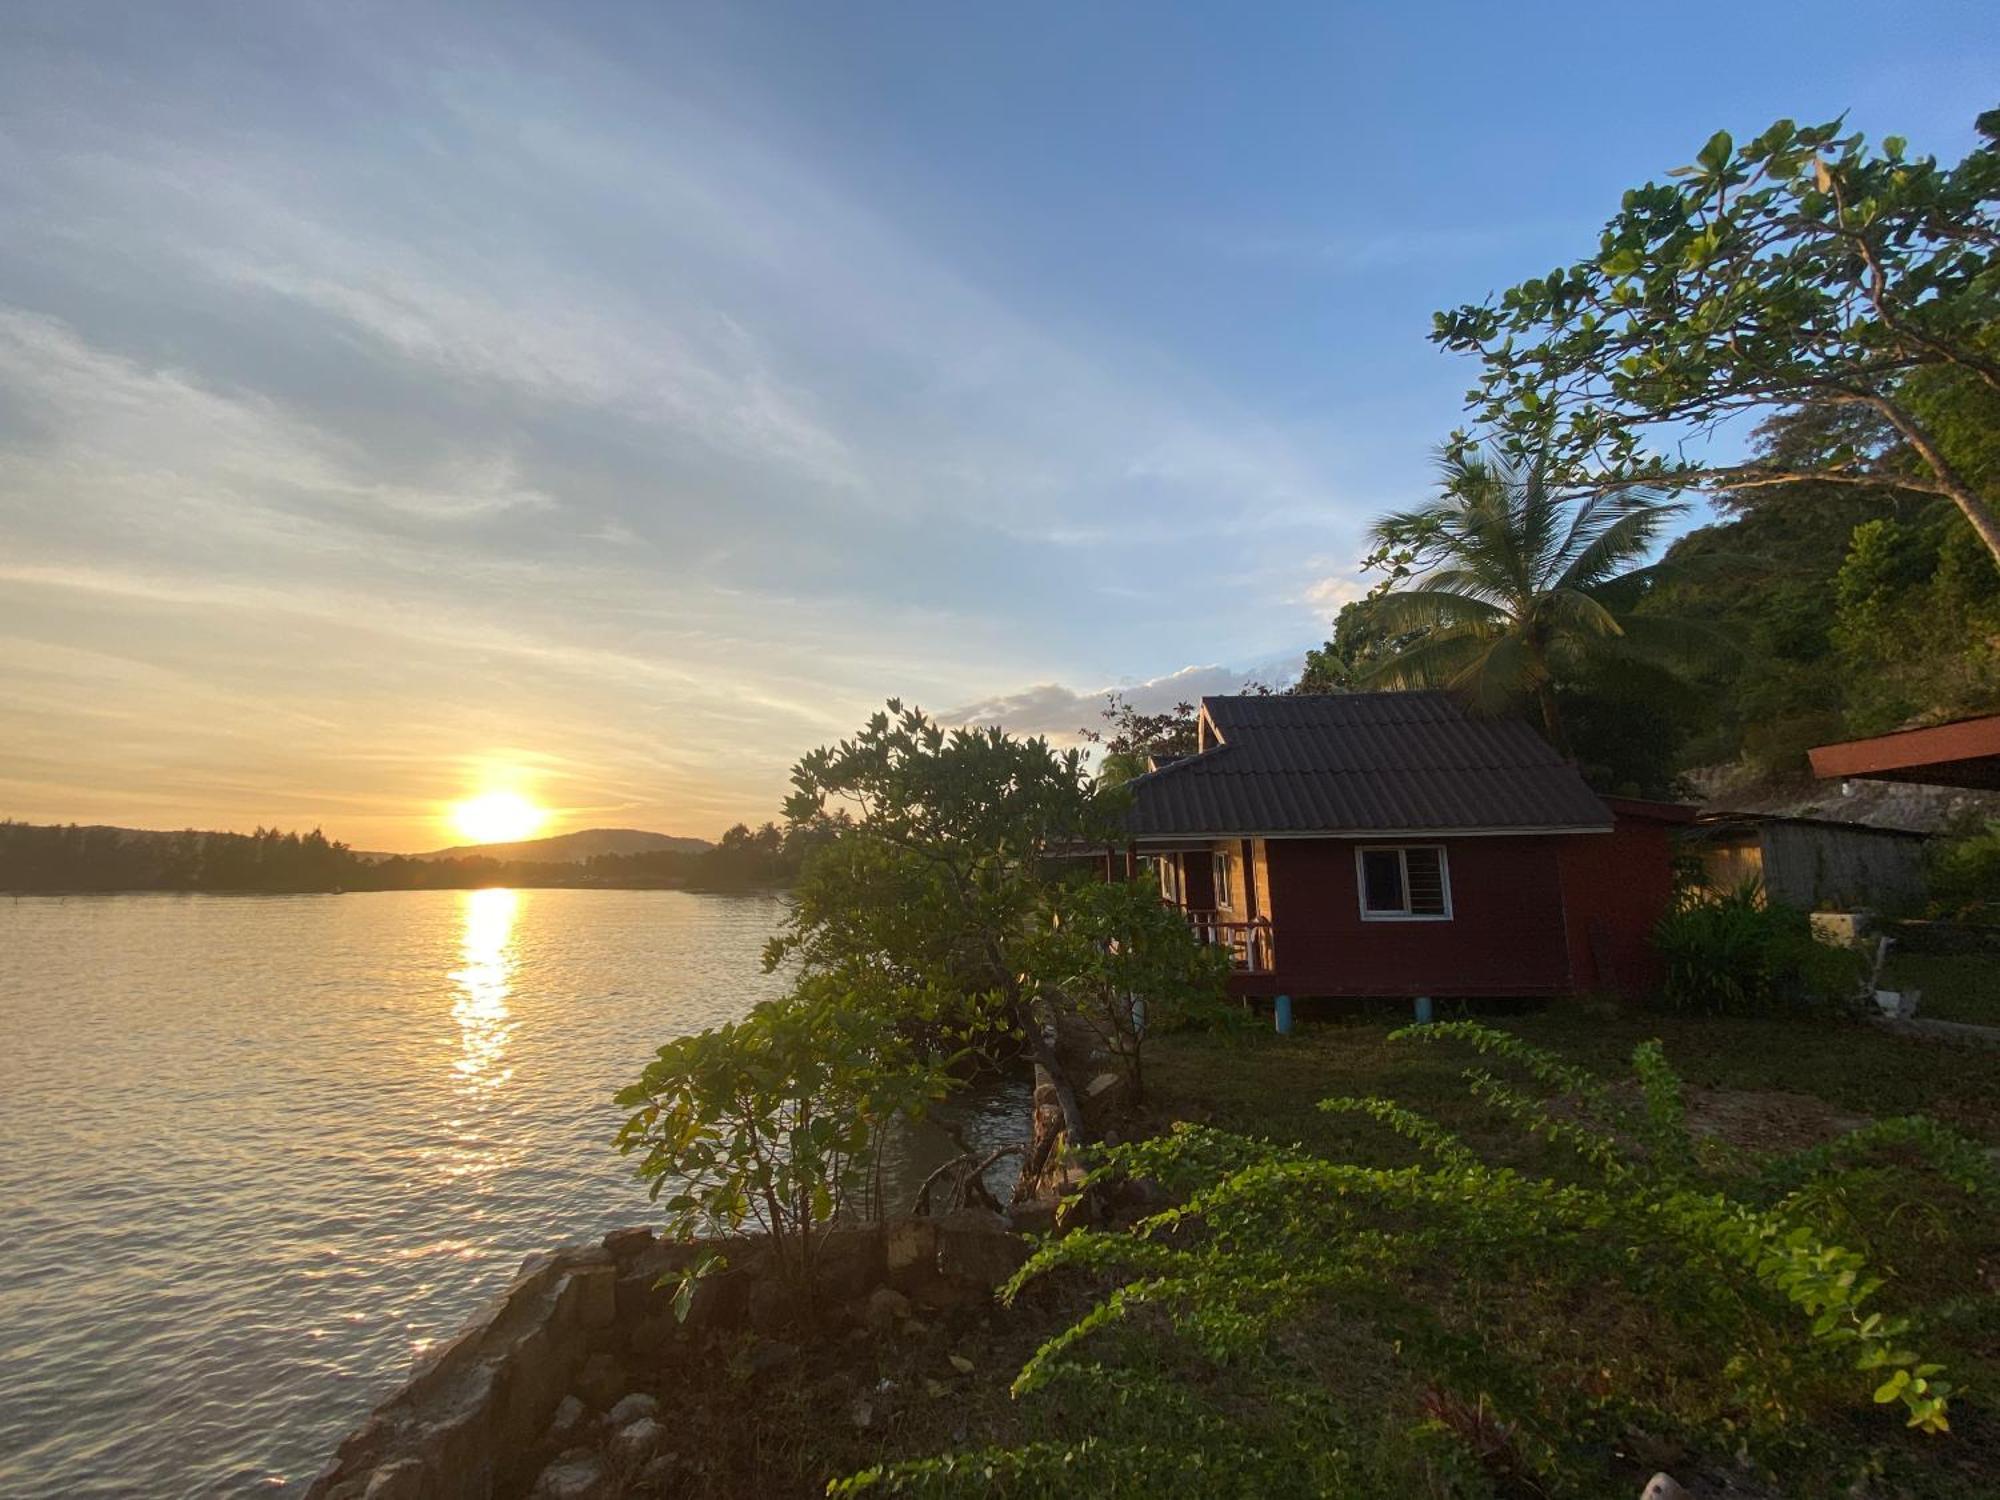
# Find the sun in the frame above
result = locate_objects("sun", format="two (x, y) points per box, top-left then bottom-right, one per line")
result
(450, 790), (549, 845)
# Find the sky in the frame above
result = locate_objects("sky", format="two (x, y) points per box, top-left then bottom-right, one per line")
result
(2, 2), (1995, 850)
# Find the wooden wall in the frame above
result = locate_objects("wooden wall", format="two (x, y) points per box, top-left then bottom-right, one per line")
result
(1252, 835), (1572, 997)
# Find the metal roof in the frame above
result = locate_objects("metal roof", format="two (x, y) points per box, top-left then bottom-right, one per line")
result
(1121, 692), (1613, 839)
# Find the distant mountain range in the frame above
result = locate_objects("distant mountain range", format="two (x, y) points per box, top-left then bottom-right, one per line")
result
(9, 822), (715, 865)
(400, 827), (713, 864)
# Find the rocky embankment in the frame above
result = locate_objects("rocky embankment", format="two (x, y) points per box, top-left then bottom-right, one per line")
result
(306, 1210), (1032, 1500)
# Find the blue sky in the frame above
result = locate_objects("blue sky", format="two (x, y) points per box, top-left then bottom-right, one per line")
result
(2, 1), (1994, 847)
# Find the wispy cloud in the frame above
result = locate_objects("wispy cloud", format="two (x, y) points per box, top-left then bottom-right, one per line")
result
(0, 9), (1367, 846)
(944, 663), (1297, 742)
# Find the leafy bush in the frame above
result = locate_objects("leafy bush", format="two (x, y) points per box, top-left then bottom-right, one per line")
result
(770, 700), (1230, 1143)
(1025, 877), (1236, 1104)
(837, 1024), (1992, 1497)
(1654, 881), (1863, 1014)
(1926, 819), (2000, 921)
(614, 979), (950, 1307)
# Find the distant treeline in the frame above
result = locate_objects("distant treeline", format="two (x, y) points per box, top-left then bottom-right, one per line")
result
(0, 819), (818, 895)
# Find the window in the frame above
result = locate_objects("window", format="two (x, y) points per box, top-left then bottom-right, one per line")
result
(1212, 850), (1232, 908)
(1357, 845), (1451, 920)
(1157, 856), (1180, 904)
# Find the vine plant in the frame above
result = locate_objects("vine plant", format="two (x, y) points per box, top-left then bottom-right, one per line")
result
(838, 1023), (1994, 1496)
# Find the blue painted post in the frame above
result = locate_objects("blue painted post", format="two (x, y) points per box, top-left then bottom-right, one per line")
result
(1274, 994), (1293, 1035)
(1413, 995), (1433, 1024)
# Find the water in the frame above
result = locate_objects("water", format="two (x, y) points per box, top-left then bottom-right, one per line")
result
(0, 889), (1026, 1498)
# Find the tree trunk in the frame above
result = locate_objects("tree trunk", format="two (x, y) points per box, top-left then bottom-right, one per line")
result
(1876, 397), (2000, 569)
(1531, 672), (1572, 759)
(1025, 1021), (1092, 1147)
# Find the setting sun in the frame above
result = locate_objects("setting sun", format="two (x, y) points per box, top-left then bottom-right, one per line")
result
(449, 791), (549, 845)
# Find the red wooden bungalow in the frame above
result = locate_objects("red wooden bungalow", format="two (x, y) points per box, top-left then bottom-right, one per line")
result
(1112, 693), (1688, 1001)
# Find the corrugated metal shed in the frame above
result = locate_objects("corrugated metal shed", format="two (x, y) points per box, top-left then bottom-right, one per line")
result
(1122, 692), (1613, 839)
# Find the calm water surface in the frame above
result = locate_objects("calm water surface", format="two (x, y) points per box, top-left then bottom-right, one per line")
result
(0, 889), (1024, 1498)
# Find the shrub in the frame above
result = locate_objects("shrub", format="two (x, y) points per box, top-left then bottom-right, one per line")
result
(614, 979), (951, 1309)
(1926, 818), (2000, 920)
(1025, 876), (1236, 1104)
(836, 1024), (1989, 1496)
(1654, 880), (1863, 1014)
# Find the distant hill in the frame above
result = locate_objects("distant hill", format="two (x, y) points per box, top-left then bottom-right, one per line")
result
(406, 827), (713, 864)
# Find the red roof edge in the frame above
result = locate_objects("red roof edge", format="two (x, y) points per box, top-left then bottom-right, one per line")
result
(1808, 713), (2000, 781)
(1601, 796), (1700, 824)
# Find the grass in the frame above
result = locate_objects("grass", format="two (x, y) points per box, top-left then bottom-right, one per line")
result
(594, 1001), (2000, 1498)
(1131, 1002), (2000, 1499)
(1146, 998), (2000, 1153)
(1883, 953), (2000, 1027)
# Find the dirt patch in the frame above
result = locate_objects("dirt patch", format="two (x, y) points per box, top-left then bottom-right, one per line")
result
(1679, 1086), (1871, 1153)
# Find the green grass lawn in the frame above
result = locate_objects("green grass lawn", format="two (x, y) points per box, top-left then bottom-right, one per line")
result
(1884, 953), (2000, 1027)
(1122, 1004), (2000, 1499)
(662, 1006), (2000, 1498)
(1145, 999), (2000, 1153)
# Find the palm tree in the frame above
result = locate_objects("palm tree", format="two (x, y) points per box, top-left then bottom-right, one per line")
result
(1358, 450), (1689, 756)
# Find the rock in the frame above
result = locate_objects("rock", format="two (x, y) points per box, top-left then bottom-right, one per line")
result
(746, 1275), (800, 1333)
(574, 1352), (628, 1410)
(626, 1314), (676, 1357)
(532, 1454), (610, 1500)
(681, 1268), (746, 1333)
(602, 1226), (655, 1260)
(546, 1394), (588, 1442)
(635, 1453), (682, 1492)
(606, 1392), (659, 1428)
(567, 1263), (617, 1330)
(849, 1396), (875, 1429)
(1639, 1478), (1691, 1500)
(361, 1460), (426, 1500)
(908, 1277), (981, 1315)
(935, 1209), (1029, 1288)
(817, 1226), (886, 1301)
(609, 1416), (668, 1466)
(884, 1217), (937, 1279)
(1006, 1199), (1057, 1235)
(864, 1286), (912, 1333)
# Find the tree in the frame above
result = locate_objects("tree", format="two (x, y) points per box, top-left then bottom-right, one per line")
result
(614, 980), (951, 1306)
(1353, 449), (1689, 755)
(1432, 109), (2000, 566)
(1018, 879), (1232, 1106)
(1296, 598), (1429, 693)
(1080, 693), (1199, 786)
(774, 701), (1226, 1145)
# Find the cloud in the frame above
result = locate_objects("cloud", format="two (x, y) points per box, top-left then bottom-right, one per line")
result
(944, 664), (1278, 740)
(1301, 572), (1370, 613)
(0, 11), (1367, 847)
(1202, 221), (1568, 275)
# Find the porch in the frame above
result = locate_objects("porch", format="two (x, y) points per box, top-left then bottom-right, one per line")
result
(1182, 909), (1276, 974)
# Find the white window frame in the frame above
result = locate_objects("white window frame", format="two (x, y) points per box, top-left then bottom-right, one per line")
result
(1355, 844), (1453, 922)
(1211, 849), (1232, 909)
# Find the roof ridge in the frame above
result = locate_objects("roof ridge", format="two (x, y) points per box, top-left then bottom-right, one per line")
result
(1119, 742), (1231, 788)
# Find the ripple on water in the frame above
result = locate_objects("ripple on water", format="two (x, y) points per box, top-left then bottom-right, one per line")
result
(0, 889), (828, 1497)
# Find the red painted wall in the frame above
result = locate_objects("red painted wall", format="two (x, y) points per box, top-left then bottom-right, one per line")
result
(1556, 803), (1687, 998)
(1254, 836), (1574, 997)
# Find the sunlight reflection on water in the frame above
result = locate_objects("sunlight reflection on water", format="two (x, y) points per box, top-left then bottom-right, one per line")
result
(449, 887), (518, 1100)
(0, 890), (787, 1496)
(0, 888), (1028, 1498)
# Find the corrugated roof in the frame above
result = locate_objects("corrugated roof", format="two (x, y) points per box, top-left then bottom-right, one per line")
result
(1123, 692), (1612, 838)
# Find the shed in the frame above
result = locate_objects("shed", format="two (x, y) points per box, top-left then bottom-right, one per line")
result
(1688, 812), (1929, 911)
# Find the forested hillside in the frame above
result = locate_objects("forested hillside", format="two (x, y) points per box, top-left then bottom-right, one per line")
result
(1642, 370), (2000, 787)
